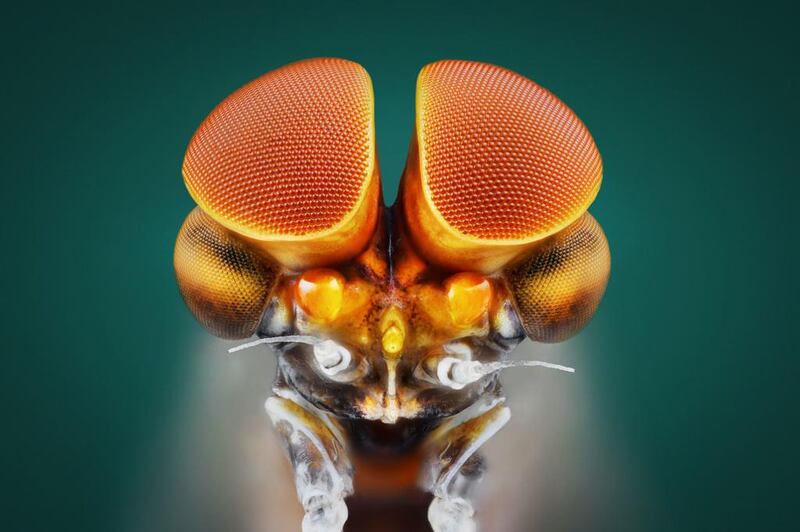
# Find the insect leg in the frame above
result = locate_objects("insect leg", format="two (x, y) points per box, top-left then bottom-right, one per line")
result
(422, 396), (511, 532)
(265, 390), (353, 532)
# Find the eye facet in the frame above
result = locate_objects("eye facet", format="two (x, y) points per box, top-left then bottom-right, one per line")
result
(505, 212), (610, 343)
(174, 208), (280, 339)
(444, 273), (493, 328)
(294, 269), (346, 323)
(182, 58), (380, 269)
(401, 60), (602, 273)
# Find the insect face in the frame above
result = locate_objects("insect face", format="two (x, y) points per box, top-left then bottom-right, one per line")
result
(174, 58), (610, 532)
(245, 229), (524, 424)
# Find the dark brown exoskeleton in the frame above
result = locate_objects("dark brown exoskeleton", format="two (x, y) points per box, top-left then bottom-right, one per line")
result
(174, 58), (610, 532)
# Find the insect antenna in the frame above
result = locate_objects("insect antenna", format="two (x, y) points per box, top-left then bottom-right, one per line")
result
(227, 335), (321, 354)
(438, 356), (575, 390)
(479, 360), (575, 374)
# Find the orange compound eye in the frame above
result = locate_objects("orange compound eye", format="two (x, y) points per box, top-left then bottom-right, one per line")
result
(182, 58), (380, 270)
(401, 60), (602, 273)
(444, 273), (493, 328)
(295, 269), (346, 322)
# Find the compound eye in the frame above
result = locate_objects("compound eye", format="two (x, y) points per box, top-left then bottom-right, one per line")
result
(444, 273), (493, 328)
(294, 269), (345, 323)
(174, 208), (280, 339)
(505, 213), (610, 343)
(182, 58), (380, 269)
(402, 60), (602, 272)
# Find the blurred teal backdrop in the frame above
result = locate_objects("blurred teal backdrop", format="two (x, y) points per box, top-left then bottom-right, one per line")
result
(3, 1), (797, 531)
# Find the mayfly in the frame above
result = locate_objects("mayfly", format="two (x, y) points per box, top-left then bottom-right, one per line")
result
(174, 58), (609, 532)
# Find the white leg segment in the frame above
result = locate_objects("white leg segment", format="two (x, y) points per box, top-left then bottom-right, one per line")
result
(265, 395), (353, 532)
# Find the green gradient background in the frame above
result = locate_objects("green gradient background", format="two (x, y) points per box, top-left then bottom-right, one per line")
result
(3, 1), (797, 530)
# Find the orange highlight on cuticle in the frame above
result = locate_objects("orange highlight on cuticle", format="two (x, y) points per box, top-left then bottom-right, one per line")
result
(444, 272), (493, 328)
(295, 268), (346, 322)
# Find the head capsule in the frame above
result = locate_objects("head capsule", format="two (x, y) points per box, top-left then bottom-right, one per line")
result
(175, 58), (610, 425)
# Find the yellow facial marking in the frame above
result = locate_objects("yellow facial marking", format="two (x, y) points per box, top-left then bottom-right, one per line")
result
(444, 272), (493, 328)
(380, 306), (406, 358)
(382, 326), (404, 356)
(295, 268), (345, 322)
